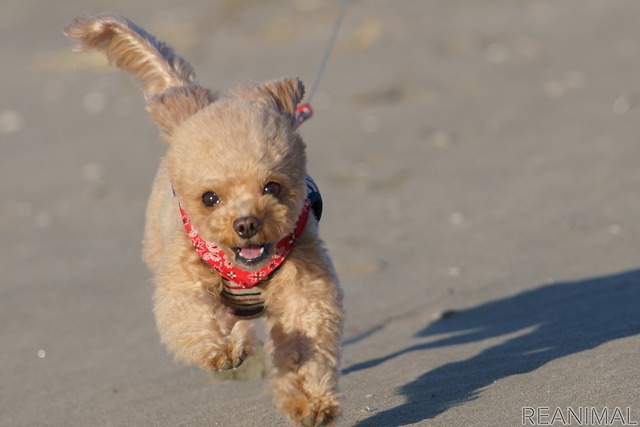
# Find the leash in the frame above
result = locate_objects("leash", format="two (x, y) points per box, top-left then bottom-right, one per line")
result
(295, 0), (351, 126)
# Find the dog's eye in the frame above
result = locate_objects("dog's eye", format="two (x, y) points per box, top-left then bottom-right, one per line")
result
(202, 191), (220, 207)
(263, 182), (282, 196)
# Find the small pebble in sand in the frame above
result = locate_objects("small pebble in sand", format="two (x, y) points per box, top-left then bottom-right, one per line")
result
(544, 72), (586, 99)
(0, 110), (24, 134)
(449, 211), (465, 225)
(37, 349), (46, 359)
(428, 130), (453, 148)
(448, 266), (462, 277)
(609, 224), (622, 234)
(82, 162), (104, 182)
(613, 93), (637, 115)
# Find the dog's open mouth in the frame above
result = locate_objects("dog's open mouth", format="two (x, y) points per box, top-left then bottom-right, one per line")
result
(233, 244), (270, 265)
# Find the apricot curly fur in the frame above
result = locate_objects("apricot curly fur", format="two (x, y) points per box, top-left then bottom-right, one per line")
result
(65, 12), (344, 427)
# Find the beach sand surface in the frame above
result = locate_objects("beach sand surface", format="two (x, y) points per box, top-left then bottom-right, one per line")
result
(1, 1), (639, 425)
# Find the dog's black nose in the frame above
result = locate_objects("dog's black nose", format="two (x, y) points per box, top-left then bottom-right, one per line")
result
(233, 216), (261, 239)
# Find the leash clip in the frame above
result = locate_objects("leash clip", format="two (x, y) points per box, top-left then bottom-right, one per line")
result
(295, 103), (314, 126)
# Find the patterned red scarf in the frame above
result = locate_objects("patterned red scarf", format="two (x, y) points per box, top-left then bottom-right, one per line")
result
(179, 176), (320, 289)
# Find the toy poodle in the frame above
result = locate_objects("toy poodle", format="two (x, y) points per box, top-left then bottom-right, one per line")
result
(65, 12), (344, 426)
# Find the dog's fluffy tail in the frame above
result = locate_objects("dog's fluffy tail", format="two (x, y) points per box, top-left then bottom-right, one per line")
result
(64, 13), (196, 98)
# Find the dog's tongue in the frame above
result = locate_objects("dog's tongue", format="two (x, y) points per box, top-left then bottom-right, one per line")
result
(240, 245), (263, 260)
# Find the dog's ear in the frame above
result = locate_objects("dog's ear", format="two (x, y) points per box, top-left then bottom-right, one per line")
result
(232, 77), (305, 121)
(147, 85), (218, 140)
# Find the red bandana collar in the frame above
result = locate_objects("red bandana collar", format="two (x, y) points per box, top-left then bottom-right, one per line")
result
(179, 184), (315, 289)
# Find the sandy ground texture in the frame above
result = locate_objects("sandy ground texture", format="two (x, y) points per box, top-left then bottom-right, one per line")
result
(2, 0), (640, 426)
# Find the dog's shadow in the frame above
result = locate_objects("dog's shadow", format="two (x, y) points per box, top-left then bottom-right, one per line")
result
(344, 269), (640, 426)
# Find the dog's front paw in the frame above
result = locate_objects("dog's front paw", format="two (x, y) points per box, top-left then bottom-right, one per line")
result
(287, 395), (340, 427)
(211, 319), (257, 371)
(209, 348), (247, 370)
(190, 339), (248, 372)
(186, 320), (255, 372)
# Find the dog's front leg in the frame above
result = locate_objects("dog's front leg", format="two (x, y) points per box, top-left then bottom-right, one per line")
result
(264, 264), (344, 426)
(153, 265), (256, 371)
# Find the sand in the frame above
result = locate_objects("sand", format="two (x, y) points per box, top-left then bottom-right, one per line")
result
(1, 0), (639, 425)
